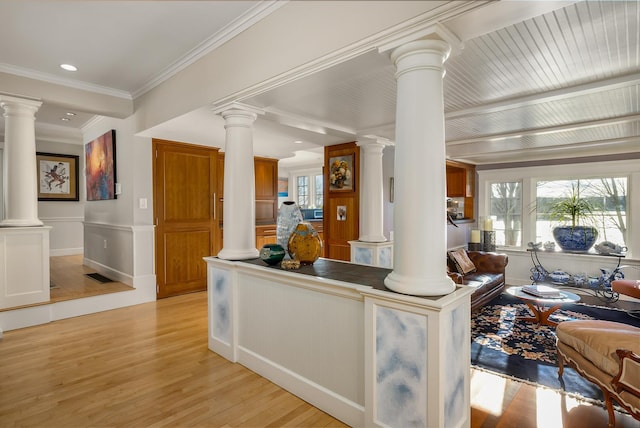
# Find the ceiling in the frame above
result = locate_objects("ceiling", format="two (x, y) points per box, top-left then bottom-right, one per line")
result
(1, 1), (639, 167)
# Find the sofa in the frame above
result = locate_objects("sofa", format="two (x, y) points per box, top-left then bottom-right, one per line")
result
(447, 250), (509, 312)
(556, 320), (640, 427)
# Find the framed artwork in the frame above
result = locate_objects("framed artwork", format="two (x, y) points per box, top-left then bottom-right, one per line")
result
(277, 177), (289, 197)
(36, 152), (79, 201)
(328, 154), (355, 192)
(85, 130), (117, 201)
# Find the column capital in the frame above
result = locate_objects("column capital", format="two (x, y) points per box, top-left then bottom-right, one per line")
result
(378, 22), (462, 56)
(356, 136), (395, 150)
(391, 39), (451, 80)
(212, 101), (264, 117)
(0, 94), (42, 116)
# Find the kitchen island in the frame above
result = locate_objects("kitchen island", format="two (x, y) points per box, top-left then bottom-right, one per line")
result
(205, 256), (473, 428)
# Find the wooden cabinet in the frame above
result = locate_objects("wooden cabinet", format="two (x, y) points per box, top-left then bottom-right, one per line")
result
(254, 157), (278, 225)
(256, 225), (278, 249)
(446, 160), (475, 221)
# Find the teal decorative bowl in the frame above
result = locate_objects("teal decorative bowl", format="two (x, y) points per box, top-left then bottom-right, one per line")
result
(259, 243), (286, 265)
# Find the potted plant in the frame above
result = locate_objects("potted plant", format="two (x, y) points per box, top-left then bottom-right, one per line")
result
(547, 186), (598, 252)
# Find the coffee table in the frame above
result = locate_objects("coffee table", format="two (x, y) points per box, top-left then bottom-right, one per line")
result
(507, 286), (581, 327)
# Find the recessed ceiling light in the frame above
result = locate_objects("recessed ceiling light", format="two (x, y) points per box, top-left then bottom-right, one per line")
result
(60, 64), (78, 72)
(65, 112), (76, 116)
(61, 117), (70, 122)
(293, 140), (303, 144)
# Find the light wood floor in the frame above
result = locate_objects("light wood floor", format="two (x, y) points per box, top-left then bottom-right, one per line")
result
(49, 254), (133, 303)
(1, 256), (635, 427)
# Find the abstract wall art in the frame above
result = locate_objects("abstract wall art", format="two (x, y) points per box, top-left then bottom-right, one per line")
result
(85, 130), (117, 201)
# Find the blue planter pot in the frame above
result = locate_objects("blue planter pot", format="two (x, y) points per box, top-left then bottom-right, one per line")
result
(552, 226), (598, 252)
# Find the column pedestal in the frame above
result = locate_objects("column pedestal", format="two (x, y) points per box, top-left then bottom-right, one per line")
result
(349, 240), (393, 268)
(0, 227), (51, 309)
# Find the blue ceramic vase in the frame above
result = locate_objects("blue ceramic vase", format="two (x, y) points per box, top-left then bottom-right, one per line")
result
(552, 226), (598, 252)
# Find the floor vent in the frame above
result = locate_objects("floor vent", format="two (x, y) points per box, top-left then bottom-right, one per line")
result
(85, 273), (114, 284)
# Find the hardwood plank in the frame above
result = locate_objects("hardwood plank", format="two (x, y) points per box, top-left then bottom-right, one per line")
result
(3, 257), (638, 427)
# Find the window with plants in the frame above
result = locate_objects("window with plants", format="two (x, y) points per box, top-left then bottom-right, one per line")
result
(535, 178), (627, 249)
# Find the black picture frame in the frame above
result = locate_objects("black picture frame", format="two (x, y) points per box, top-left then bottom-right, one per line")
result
(36, 152), (80, 201)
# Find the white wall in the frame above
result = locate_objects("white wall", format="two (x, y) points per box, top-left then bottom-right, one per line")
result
(81, 115), (156, 285)
(36, 141), (84, 256)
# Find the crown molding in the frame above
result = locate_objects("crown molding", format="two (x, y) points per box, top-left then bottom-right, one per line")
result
(132, 0), (287, 99)
(0, 63), (132, 100)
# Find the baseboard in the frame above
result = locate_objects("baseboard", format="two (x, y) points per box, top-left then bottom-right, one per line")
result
(83, 257), (133, 286)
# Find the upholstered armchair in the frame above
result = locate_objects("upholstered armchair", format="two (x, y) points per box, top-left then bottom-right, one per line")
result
(556, 320), (640, 427)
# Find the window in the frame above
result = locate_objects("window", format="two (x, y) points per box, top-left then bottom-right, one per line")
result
(489, 181), (522, 247)
(297, 176), (309, 208)
(314, 174), (323, 208)
(291, 169), (323, 209)
(535, 178), (627, 247)
(478, 161), (635, 255)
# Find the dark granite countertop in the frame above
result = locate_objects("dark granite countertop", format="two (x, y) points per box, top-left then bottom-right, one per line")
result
(240, 258), (459, 301)
(244, 257), (390, 290)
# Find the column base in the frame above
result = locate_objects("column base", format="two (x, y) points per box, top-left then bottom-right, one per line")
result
(358, 234), (387, 243)
(0, 218), (44, 227)
(384, 271), (455, 296)
(349, 240), (393, 268)
(217, 247), (259, 260)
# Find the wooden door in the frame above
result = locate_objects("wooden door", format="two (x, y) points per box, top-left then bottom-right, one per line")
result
(153, 140), (219, 298)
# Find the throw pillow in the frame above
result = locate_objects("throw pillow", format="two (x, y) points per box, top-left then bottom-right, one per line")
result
(448, 248), (476, 275)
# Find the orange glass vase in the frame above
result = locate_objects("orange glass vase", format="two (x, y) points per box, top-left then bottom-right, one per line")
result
(287, 222), (322, 265)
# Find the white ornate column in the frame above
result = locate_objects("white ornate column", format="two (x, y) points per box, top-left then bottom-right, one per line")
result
(0, 95), (43, 226)
(384, 40), (455, 296)
(216, 104), (261, 260)
(358, 137), (391, 242)
(350, 137), (394, 268)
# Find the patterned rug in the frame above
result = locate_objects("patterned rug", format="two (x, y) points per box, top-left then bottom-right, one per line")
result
(471, 293), (640, 404)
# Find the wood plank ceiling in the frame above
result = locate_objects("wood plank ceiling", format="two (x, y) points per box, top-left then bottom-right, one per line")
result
(247, 1), (640, 166)
(443, 0), (640, 164)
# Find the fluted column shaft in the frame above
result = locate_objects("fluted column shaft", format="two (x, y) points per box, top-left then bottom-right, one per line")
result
(217, 108), (259, 260)
(357, 139), (391, 242)
(0, 95), (43, 227)
(384, 40), (455, 296)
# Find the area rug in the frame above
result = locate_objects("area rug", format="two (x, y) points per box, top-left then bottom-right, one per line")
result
(471, 293), (640, 404)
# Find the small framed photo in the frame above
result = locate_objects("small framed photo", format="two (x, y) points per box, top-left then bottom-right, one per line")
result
(337, 205), (347, 221)
(36, 152), (80, 201)
(328, 154), (355, 192)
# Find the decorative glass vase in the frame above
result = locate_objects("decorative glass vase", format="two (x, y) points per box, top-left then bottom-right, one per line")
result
(259, 243), (286, 266)
(276, 201), (303, 257)
(287, 222), (322, 265)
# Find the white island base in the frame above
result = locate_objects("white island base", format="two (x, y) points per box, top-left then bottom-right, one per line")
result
(205, 257), (473, 428)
